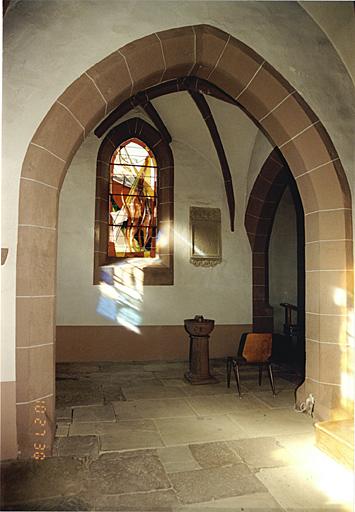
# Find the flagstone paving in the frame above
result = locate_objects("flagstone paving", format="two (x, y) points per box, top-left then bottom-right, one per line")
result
(1, 360), (352, 511)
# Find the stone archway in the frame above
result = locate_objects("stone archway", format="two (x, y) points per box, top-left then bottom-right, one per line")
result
(16, 24), (353, 457)
(245, 149), (289, 333)
(245, 149), (306, 373)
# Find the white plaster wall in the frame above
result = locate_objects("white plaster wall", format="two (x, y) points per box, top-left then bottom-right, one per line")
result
(57, 93), (258, 325)
(269, 187), (298, 333)
(2, 1), (354, 381)
(300, 1), (355, 84)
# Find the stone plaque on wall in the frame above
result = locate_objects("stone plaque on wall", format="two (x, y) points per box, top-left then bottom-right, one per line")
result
(190, 207), (222, 267)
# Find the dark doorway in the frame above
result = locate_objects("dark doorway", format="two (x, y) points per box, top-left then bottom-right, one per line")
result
(270, 173), (305, 378)
(245, 150), (305, 380)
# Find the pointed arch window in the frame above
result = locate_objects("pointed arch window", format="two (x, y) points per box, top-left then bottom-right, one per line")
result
(94, 118), (174, 285)
(109, 139), (158, 258)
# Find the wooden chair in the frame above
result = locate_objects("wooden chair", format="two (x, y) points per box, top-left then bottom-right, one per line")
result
(226, 332), (276, 398)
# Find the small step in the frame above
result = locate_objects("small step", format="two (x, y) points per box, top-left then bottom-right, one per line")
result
(315, 419), (354, 469)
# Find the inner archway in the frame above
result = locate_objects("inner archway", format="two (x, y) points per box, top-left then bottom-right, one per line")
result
(16, 24), (353, 457)
(246, 149), (306, 378)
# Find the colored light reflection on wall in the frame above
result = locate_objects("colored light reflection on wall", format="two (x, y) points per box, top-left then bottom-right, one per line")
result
(96, 258), (158, 333)
(97, 262), (143, 333)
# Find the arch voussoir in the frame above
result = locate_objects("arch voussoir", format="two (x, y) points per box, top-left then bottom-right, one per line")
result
(86, 52), (132, 112)
(120, 33), (165, 95)
(260, 92), (318, 149)
(192, 25), (230, 80)
(208, 37), (264, 100)
(282, 122), (339, 179)
(157, 26), (196, 81)
(58, 73), (107, 135)
(31, 102), (84, 164)
(22, 144), (67, 189)
(237, 62), (294, 122)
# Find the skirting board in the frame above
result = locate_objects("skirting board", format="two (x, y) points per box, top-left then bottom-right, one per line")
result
(56, 324), (252, 362)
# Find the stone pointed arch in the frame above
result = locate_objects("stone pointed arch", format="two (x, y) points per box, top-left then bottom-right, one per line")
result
(245, 149), (290, 332)
(16, 24), (353, 457)
(245, 148), (306, 373)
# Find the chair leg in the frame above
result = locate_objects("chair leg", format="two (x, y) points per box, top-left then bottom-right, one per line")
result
(232, 361), (242, 398)
(267, 363), (276, 396)
(258, 365), (262, 386)
(226, 357), (232, 388)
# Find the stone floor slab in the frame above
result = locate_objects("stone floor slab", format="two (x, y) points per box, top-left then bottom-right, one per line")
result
(252, 389), (295, 409)
(157, 446), (201, 473)
(55, 423), (70, 437)
(2, 495), (91, 511)
(113, 398), (196, 419)
(228, 408), (314, 437)
(54, 435), (99, 458)
(186, 394), (265, 416)
(98, 362), (146, 373)
(154, 369), (188, 379)
(169, 464), (266, 504)
(144, 362), (187, 372)
(274, 432), (316, 465)
(241, 375), (295, 393)
(275, 426), (355, 512)
(1, 457), (87, 504)
(69, 419), (157, 436)
(284, 508), (351, 512)
(189, 441), (242, 468)
(94, 490), (180, 511)
(228, 437), (290, 468)
(256, 465), (352, 510)
(99, 419), (158, 434)
(87, 450), (170, 495)
(173, 491), (282, 510)
(96, 419), (163, 451)
(99, 429), (164, 452)
(73, 405), (115, 423)
(159, 378), (191, 388)
(180, 383), (237, 397)
(55, 407), (72, 422)
(56, 379), (103, 408)
(69, 422), (98, 436)
(102, 384), (126, 402)
(87, 371), (159, 386)
(155, 416), (248, 446)
(122, 384), (186, 400)
(57, 363), (101, 375)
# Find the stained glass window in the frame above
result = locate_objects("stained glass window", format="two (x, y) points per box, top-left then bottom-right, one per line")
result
(108, 138), (158, 258)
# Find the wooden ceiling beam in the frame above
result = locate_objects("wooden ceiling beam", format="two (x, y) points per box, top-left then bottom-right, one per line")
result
(94, 77), (236, 138)
(138, 95), (172, 144)
(188, 90), (235, 232)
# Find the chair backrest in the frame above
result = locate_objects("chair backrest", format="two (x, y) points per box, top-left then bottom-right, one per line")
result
(241, 333), (272, 363)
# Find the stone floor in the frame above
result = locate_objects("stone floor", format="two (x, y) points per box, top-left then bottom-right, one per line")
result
(1, 360), (353, 511)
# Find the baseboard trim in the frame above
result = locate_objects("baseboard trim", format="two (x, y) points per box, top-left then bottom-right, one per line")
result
(56, 324), (252, 362)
